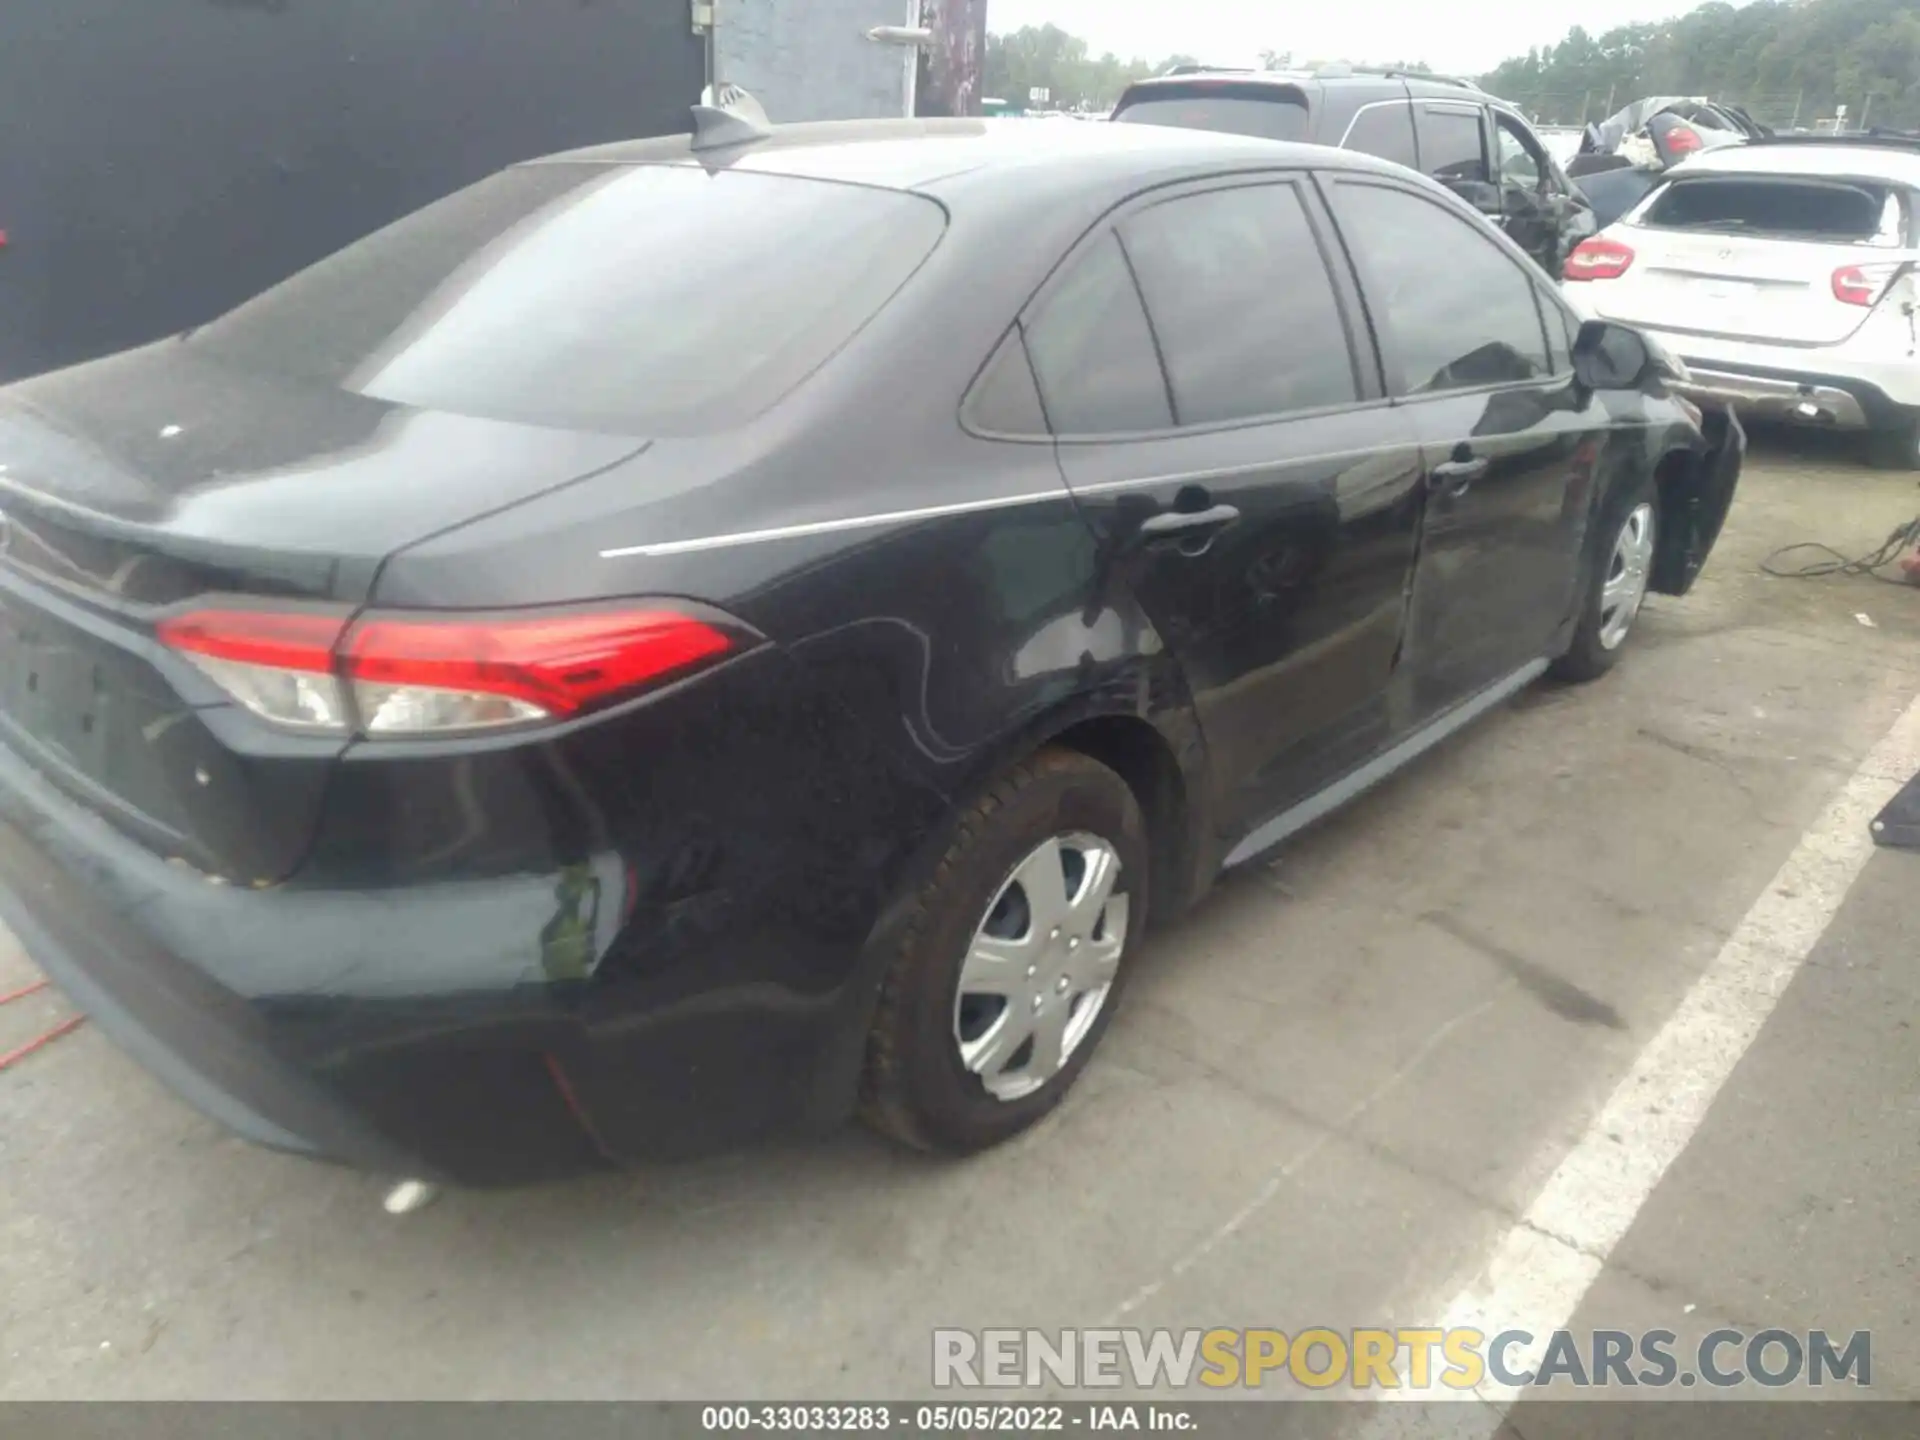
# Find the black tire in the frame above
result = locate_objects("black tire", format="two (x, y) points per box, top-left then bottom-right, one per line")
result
(1551, 468), (1660, 683)
(859, 747), (1148, 1154)
(1864, 416), (1920, 472)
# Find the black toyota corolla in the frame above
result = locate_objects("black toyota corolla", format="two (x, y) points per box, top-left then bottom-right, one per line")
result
(0, 119), (1742, 1186)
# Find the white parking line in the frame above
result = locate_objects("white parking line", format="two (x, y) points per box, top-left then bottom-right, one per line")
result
(1396, 687), (1920, 1417)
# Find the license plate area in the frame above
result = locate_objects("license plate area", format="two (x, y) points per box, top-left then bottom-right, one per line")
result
(0, 592), (188, 817)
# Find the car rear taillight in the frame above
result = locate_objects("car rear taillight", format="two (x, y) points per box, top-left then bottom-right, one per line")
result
(1665, 124), (1703, 156)
(158, 605), (741, 737)
(1564, 237), (1636, 281)
(1831, 263), (1903, 307)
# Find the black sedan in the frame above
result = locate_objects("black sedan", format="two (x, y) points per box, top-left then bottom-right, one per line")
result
(0, 119), (1743, 1186)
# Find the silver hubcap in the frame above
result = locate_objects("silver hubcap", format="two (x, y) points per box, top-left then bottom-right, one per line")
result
(1598, 502), (1655, 651)
(954, 832), (1128, 1102)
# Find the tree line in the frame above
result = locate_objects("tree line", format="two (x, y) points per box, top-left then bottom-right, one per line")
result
(985, 0), (1918, 127)
(1484, 0), (1920, 128)
(980, 27), (1433, 110)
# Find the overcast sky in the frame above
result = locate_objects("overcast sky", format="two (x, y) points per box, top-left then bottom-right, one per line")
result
(986, 0), (1724, 77)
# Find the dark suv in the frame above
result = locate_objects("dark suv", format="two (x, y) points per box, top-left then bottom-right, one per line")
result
(1112, 65), (1597, 276)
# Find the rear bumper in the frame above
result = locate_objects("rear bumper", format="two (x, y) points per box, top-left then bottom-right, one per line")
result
(0, 727), (889, 1187)
(1674, 366), (1880, 429)
(1630, 325), (1920, 428)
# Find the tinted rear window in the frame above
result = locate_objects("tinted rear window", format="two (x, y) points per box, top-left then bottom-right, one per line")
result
(1114, 85), (1310, 142)
(190, 163), (947, 435)
(1637, 177), (1904, 245)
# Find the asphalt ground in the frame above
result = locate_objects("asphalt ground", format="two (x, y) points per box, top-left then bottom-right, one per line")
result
(1, 427), (1916, 1414)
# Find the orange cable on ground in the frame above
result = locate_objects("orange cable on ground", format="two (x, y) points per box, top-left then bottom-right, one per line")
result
(0, 978), (49, 1007)
(0, 1014), (86, 1072)
(0, 977), (86, 1071)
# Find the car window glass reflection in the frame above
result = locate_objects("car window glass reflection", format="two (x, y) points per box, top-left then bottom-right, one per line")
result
(1024, 235), (1174, 435)
(194, 164), (947, 436)
(1332, 182), (1549, 395)
(1119, 184), (1358, 426)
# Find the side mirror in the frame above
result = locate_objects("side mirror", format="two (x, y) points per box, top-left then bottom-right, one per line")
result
(1572, 319), (1652, 390)
(1447, 178), (1503, 216)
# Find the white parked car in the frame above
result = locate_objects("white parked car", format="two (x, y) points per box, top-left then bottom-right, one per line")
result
(1562, 138), (1920, 468)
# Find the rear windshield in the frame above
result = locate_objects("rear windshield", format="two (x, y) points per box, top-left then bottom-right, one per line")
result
(1634, 176), (1906, 246)
(190, 162), (947, 436)
(1113, 85), (1310, 142)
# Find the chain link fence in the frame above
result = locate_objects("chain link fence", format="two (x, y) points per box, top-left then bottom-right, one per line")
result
(1511, 91), (1917, 134)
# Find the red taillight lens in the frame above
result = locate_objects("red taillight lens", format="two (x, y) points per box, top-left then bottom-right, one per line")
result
(157, 608), (353, 733)
(345, 610), (735, 734)
(1564, 237), (1636, 282)
(155, 608), (346, 672)
(1832, 265), (1879, 307)
(158, 604), (740, 737)
(1665, 124), (1703, 155)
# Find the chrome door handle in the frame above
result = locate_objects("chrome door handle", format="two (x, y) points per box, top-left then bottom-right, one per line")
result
(1139, 503), (1241, 541)
(1429, 457), (1489, 495)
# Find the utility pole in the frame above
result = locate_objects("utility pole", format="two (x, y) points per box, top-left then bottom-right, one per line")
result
(1603, 82), (1615, 117)
(1790, 89), (1803, 128)
(1861, 92), (1875, 130)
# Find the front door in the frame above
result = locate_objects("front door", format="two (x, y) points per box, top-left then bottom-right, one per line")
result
(1017, 176), (1427, 836)
(1491, 109), (1565, 274)
(1323, 175), (1605, 715)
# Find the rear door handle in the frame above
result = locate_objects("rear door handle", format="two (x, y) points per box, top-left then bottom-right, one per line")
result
(1139, 503), (1241, 541)
(1429, 456), (1489, 495)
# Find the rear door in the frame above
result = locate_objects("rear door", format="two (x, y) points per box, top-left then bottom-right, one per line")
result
(1324, 176), (1606, 715)
(1593, 173), (1918, 344)
(1339, 98), (1421, 171)
(1021, 176), (1426, 834)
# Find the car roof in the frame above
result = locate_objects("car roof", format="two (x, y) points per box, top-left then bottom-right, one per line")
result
(531, 116), (1411, 194)
(1118, 66), (1492, 104)
(1674, 141), (1920, 185)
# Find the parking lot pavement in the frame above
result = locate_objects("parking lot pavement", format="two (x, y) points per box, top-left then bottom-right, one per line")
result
(1, 429), (1917, 1402)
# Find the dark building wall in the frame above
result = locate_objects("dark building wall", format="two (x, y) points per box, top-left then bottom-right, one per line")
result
(0, 0), (704, 383)
(718, 0), (915, 123)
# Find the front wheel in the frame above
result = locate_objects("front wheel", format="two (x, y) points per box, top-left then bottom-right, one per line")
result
(1551, 472), (1659, 683)
(860, 748), (1147, 1154)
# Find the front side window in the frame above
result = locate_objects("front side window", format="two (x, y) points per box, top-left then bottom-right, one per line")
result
(1023, 234), (1174, 436)
(1494, 113), (1544, 192)
(1417, 105), (1489, 184)
(1330, 180), (1550, 394)
(1118, 183), (1359, 426)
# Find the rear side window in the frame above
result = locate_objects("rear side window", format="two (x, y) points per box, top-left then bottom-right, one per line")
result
(1417, 105), (1489, 184)
(1024, 235), (1174, 435)
(1343, 102), (1419, 171)
(1635, 176), (1906, 246)
(191, 163), (947, 436)
(1113, 85), (1311, 142)
(1330, 180), (1549, 394)
(1119, 184), (1358, 426)
(965, 329), (1049, 436)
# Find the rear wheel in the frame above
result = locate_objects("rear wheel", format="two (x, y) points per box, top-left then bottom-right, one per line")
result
(1551, 470), (1658, 683)
(860, 748), (1147, 1153)
(1864, 415), (1920, 472)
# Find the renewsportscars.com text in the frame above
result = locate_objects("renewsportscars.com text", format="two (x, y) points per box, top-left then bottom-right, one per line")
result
(932, 1327), (1871, 1392)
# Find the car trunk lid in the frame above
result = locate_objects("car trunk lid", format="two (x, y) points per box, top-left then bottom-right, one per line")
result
(0, 347), (645, 883)
(1601, 174), (1916, 345)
